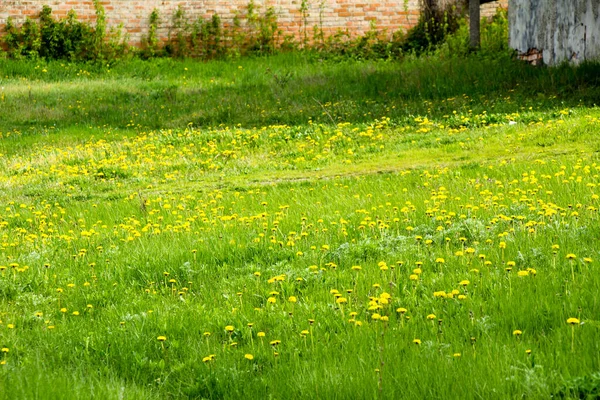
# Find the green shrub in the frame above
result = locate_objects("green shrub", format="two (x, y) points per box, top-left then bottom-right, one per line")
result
(38, 5), (93, 60)
(163, 3), (281, 60)
(436, 8), (511, 59)
(480, 8), (509, 55)
(141, 8), (161, 59)
(312, 24), (405, 61)
(0, 1), (507, 63)
(402, 0), (463, 54)
(165, 6), (189, 58)
(2, 2), (127, 61)
(4, 17), (42, 59)
(254, 6), (279, 55)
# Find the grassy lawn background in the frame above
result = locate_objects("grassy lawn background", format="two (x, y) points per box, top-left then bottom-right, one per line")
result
(0, 54), (599, 399)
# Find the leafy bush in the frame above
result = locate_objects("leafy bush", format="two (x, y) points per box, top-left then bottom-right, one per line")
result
(38, 5), (93, 60)
(311, 25), (405, 61)
(402, 0), (464, 54)
(4, 17), (42, 59)
(437, 8), (511, 59)
(162, 3), (280, 59)
(2, 1), (128, 61)
(480, 8), (510, 55)
(141, 8), (161, 59)
(1, 1), (508, 62)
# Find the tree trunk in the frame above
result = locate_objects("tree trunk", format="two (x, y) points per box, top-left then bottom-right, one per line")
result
(469, 0), (480, 50)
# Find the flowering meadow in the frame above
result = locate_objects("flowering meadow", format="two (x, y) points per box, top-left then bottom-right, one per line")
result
(0, 55), (599, 399)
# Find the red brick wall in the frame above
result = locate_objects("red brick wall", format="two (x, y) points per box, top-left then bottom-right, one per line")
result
(0, 0), (508, 46)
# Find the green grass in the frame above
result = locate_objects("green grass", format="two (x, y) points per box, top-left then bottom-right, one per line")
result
(0, 54), (599, 399)
(1, 53), (599, 132)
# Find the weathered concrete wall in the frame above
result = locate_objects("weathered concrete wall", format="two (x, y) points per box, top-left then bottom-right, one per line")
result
(0, 0), (507, 46)
(509, 0), (600, 65)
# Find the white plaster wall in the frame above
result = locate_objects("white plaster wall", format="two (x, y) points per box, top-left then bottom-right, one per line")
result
(509, 0), (600, 65)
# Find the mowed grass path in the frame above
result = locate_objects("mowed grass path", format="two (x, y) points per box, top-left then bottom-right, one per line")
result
(0, 56), (599, 399)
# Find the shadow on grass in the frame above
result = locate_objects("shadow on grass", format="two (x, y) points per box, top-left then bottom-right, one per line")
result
(1, 55), (599, 132)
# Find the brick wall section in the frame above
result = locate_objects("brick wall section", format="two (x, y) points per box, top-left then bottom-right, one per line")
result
(481, 1), (507, 17)
(0, 0), (508, 46)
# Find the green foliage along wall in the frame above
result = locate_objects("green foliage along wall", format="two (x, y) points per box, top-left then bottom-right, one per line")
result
(0, 0), (507, 47)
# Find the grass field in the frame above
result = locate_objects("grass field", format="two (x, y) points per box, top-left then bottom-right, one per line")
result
(0, 54), (600, 399)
